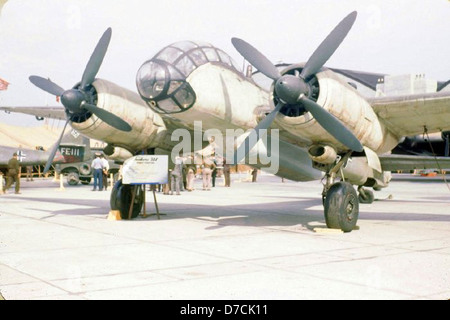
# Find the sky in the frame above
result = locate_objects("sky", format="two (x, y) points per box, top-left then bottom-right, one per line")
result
(0, 0), (450, 126)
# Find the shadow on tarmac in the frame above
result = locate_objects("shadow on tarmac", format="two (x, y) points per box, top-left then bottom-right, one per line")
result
(11, 192), (450, 233)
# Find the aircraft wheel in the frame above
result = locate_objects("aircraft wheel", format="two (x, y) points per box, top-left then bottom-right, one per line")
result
(324, 182), (359, 233)
(110, 180), (144, 220)
(358, 188), (375, 204)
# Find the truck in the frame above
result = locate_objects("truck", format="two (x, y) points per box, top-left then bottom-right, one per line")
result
(55, 134), (121, 186)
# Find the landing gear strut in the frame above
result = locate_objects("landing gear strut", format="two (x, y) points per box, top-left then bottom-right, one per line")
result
(321, 152), (359, 232)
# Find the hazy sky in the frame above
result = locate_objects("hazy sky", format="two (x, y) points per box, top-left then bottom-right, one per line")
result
(1, 0), (450, 126)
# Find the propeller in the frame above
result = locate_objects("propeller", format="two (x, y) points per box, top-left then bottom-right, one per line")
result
(43, 119), (70, 174)
(232, 11), (363, 163)
(30, 28), (132, 172)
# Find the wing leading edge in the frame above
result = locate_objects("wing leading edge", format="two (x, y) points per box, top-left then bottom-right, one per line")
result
(0, 106), (66, 121)
(370, 92), (450, 138)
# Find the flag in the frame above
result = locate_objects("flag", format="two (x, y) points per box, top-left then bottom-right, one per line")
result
(0, 77), (10, 91)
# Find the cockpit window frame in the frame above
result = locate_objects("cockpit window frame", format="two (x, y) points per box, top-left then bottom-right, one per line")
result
(153, 41), (240, 76)
(137, 41), (243, 115)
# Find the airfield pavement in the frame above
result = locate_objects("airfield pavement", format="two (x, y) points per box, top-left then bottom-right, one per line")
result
(0, 173), (449, 300)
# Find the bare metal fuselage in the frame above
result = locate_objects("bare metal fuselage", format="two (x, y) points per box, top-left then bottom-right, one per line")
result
(67, 63), (403, 186)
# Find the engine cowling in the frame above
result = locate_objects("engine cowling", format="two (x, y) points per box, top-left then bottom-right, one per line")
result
(70, 79), (169, 153)
(272, 65), (399, 154)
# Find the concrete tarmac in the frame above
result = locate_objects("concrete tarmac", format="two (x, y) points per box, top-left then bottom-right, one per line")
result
(0, 174), (449, 300)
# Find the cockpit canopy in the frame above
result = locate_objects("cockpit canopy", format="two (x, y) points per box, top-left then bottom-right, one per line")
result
(136, 41), (241, 114)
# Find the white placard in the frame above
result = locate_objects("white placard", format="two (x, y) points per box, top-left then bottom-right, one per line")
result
(122, 155), (169, 185)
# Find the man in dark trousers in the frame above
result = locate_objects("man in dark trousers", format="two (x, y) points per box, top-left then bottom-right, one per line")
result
(91, 153), (104, 191)
(4, 152), (21, 194)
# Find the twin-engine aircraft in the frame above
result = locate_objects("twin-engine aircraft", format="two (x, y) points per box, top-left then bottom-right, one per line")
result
(5, 11), (450, 231)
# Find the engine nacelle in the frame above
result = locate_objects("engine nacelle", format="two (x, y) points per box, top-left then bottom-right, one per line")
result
(308, 145), (337, 164)
(70, 79), (169, 153)
(273, 66), (399, 154)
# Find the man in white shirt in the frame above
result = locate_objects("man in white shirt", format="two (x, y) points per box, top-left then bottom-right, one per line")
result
(91, 153), (104, 191)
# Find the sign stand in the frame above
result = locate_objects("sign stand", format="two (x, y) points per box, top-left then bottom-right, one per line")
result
(121, 155), (169, 221)
(140, 185), (166, 220)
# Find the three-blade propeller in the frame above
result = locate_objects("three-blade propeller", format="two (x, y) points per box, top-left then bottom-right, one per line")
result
(29, 28), (132, 173)
(232, 11), (363, 164)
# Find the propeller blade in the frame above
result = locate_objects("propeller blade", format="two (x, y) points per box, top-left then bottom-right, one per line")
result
(301, 11), (357, 80)
(81, 28), (112, 88)
(43, 119), (70, 174)
(299, 96), (363, 152)
(234, 103), (283, 164)
(232, 38), (281, 81)
(83, 103), (132, 132)
(29, 76), (65, 97)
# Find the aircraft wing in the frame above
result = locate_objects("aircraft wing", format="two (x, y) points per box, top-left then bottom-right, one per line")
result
(370, 92), (450, 137)
(0, 106), (66, 121)
(0, 146), (66, 168)
(379, 154), (450, 171)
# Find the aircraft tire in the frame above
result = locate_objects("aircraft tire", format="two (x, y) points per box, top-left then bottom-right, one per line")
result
(324, 182), (359, 232)
(110, 180), (144, 220)
(358, 188), (374, 204)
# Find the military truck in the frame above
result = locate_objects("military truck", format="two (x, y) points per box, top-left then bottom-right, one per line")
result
(55, 134), (121, 186)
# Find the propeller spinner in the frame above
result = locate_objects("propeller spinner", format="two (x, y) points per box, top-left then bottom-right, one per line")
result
(29, 28), (132, 173)
(232, 11), (363, 164)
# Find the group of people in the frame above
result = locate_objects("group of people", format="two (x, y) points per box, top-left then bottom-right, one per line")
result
(1, 152), (112, 194)
(2, 151), (251, 196)
(169, 154), (232, 195)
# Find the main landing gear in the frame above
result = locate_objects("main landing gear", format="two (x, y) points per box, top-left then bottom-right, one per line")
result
(110, 180), (144, 219)
(321, 152), (377, 232)
(321, 152), (359, 233)
(323, 181), (359, 232)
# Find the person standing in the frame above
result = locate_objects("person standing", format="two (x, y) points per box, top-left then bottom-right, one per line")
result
(100, 154), (109, 191)
(223, 159), (231, 187)
(26, 166), (34, 182)
(252, 168), (258, 182)
(170, 156), (183, 195)
(202, 156), (216, 191)
(186, 156), (196, 191)
(211, 156), (218, 188)
(181, 160), (187, 191)
(91, 153), (104, 191)
(4, 153), (21, 194)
